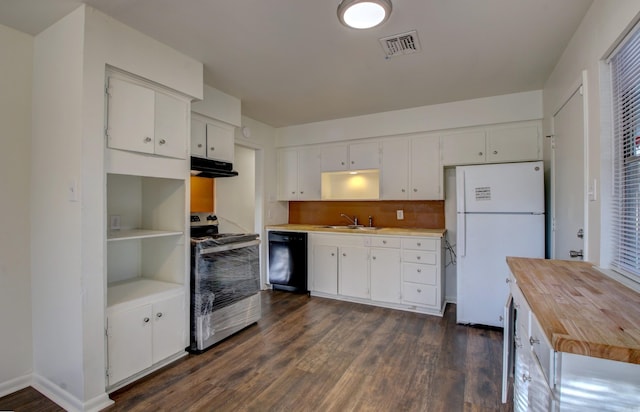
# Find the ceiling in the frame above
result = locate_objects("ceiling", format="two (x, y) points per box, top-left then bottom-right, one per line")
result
(0, 0), (593, 127)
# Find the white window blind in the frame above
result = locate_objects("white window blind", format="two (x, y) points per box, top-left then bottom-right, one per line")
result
(610, 25), (640, 280)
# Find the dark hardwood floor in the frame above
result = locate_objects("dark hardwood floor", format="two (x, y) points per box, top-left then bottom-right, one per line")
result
(1, 291), (512, 411)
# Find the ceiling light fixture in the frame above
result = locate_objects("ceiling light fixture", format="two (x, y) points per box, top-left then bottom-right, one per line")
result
(338, 0), (392, 30)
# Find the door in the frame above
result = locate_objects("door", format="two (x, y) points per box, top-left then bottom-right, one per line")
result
(553, 86), (585, 260)
(457, 213), (544, 327)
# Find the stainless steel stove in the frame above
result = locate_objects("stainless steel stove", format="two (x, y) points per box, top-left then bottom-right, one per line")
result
(188, 213), (261, 353)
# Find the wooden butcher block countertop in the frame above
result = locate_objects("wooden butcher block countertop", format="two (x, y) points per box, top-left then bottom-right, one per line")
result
(506, 257), (640, 364)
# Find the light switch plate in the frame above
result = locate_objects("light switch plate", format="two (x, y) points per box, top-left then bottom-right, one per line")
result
(110, 215), (121, 230)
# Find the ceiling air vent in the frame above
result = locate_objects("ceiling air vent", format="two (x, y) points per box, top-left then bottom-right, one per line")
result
(379, 30), (421, 58)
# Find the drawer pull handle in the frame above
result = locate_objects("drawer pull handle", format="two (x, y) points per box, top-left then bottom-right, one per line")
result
(529, 336), (540, 346)
(382, 240), (387, 244)
(143, 317), (150, 323)
(521, 373), (532, 382)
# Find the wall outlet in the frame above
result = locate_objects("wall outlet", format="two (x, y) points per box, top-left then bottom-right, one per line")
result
(110, 215), (121, 231)
(396, 210), (404, 220)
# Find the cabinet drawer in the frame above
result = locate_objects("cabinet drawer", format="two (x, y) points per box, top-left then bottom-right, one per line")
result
(369, 236), (401, 248)
(511, 283), (530, 340)
(401, 238), (437, 251)
(530, 313), (554, 388)
(403, 263), (437, 285)
(402, 282), (437, 307)
(402, 250), (436, 265)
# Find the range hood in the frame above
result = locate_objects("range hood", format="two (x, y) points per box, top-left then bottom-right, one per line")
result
(190, 156), (238, 178)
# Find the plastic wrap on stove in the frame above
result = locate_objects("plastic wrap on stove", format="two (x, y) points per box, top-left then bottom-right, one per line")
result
(190, 238), (260, 349)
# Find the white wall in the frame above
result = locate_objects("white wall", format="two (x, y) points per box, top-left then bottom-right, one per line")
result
(0, 23), (33, 396)
(31, 5), (202, 410)
(216, 146), (256, 233)
(543, 0), (640, 267)
(276, 90), (542, 147)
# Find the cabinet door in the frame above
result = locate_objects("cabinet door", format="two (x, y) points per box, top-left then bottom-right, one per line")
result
(440, 131), (486, 166)
(410, 135), (442, 199)
(190, 118), (207, 157)
(339, 246), (369, 299)
(107, 304), (153, 385)
(297, 147), (321, 200)
(370, 248), (401, 303)
(321, 145), (348, 171)
(486, 124), (541, 163)
(349, 141), (380, 170)
(152, 293), (185, 363)
(513, 343), (531, 412)
(154, 91), (188, 159)
(277, 149), (299, 200)
(381, 138), (409, 200)
(107, 77), (155, 155)
(206, 121), (235, 163)
(312, 245), (338, 294)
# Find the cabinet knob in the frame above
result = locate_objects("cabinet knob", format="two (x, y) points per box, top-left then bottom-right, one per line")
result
(300, 191), (304, 194)
(382, 240), (387, 244)
(493, 150), (498, 155)
(159, 139), (166, 145)
(505, 277), (511, 283)
(417, 242), (421, 246)
(417, 288), (422, 293)
(417, 268), (422, 273)
(210, 147), (215, 151)
(478, 152), (483, 156)
(143, 317), (150, 323)
(341, 161), (345, 165)
(197, 143), (203, 148)
(417, 256), (421, 260)
(156, 312), (163, 318)
(372, 256), (376, 260)
(351, 161), (354, 164)
(521, 373), (532, 383)
(343, 253), (346, 257)
(331, 253), (335, 256)
(401, 189), (406, 192)
(529, 336), (540, 346)
(143, 137), (152, 143)
(291, 191), (296, 195)
(413, 188), (418, 192)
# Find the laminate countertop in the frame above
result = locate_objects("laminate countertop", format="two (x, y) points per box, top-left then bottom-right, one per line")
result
(506, 257), (640, 364)
(266, 224), (446, 238)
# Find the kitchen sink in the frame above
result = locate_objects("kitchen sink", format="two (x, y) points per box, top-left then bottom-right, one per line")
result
(320, 225), (379, 230)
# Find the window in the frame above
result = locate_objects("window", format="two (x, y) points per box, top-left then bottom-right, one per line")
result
(610, 26), (640, 280)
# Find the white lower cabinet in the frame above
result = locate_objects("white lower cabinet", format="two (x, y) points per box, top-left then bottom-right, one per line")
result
(106, 290), (185, 387)
(310, 232), (444, 315)
(339, 246), (369, 299)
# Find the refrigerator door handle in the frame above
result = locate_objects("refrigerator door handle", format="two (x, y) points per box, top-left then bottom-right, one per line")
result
(458, 213), (466, 257)
(457, 170), (466, 214)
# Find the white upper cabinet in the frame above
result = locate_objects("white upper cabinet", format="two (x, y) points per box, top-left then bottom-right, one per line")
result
(277, 147), (321, 200)
(441, 122), (541, 166)
(486, 124), (541, 163)
(440, 130), (487, 166)
(381, 135), (442, 200)
(190, 115), (235, 163)
(321, 141), (380, 171)
(106, 77), (188, 159)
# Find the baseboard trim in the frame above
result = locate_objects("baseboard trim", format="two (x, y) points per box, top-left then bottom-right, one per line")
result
(32, 373), (84, 412)
(0, 374), (31, 398)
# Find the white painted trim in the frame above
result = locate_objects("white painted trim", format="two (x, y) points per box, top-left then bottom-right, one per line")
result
(595, 266), (640, 294)
(83, 393), (115, 412)
(0, 374), (31, 398)
(581, 70), (590, 261)
(32, 373), (84, 412)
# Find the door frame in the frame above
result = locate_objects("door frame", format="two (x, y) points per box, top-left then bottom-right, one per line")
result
(550, 70), (589, 260)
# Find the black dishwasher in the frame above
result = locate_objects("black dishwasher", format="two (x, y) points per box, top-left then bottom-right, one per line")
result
(268, 231), (308, 293)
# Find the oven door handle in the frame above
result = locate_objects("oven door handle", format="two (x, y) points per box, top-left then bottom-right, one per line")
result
(198, 239), (260, 254)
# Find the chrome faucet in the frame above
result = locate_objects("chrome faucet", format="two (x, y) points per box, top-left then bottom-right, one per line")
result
(340, 213), (359, 226)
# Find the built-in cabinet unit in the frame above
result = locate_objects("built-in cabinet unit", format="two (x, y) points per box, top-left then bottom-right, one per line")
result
(381, 134), (442, 200)
(104, 71), (189, 391)
(277, 147), (321, 200)
(191, 115), (235, 163)
(307, 231), (444, 315)
(320, 141), (380, 172)
(441, 122), (541, 166)
(106, 76), (188, 159)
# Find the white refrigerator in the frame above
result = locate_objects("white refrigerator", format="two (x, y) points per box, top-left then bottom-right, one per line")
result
(456, 161), (545, 327)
